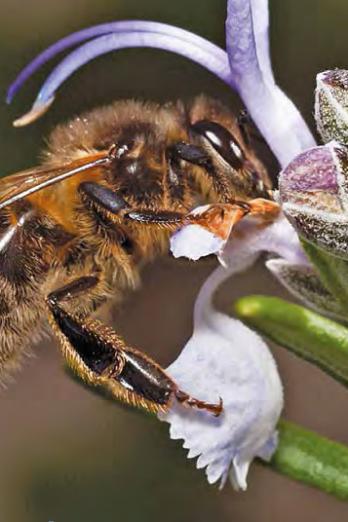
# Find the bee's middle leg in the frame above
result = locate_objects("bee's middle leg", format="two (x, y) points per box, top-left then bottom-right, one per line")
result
(46, 276), (222, 416)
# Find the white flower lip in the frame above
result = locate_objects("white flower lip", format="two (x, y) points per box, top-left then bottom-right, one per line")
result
(165, 207), (306, 488)
(160, 305), (283, 489)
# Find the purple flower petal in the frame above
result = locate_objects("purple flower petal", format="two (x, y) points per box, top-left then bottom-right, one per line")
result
(164, 210), (315, 487)
(6, 0), (318, 490)
(225, 0), (316, 166)
(12, 30), (231, 126)
(164, 0), (316, 488)
(7, 20), (229, 104)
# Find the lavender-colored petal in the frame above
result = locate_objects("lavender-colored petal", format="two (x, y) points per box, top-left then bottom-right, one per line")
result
(226, 0), (272, 85)
(225, 0), (315, 166)
(13, 30), (231, 126)
(256, 431), (279, 461)
(7, 20), (228, 103)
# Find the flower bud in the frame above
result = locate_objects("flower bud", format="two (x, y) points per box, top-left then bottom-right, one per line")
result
(279, 141), (348, 258)
(266, 258), (345, 322)
(315, 69), (348, 145)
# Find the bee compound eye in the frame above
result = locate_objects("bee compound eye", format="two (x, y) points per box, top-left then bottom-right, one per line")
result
(191, 120), (245, 170)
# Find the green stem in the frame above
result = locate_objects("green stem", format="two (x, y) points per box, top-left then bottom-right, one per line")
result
(234, 295), (348, 387)
(267, 420), (348, 501)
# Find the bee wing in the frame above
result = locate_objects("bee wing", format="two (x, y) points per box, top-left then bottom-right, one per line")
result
(0, 151), (110, 210)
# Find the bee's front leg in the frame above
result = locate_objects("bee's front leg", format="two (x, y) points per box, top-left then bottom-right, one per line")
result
(46, 277), (222, 416)
(79, 181), (187, 228)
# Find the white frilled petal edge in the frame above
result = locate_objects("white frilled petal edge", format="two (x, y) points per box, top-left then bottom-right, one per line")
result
(161, 213), (307, 489)
(160, 310), (282, 489)
(159, 294), (283, 489)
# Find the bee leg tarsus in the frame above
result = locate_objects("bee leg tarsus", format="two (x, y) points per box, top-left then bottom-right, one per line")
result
(175, 389), (223, 417)
(48, 300), (124, 377)
(47, 301), (174, 413)
(125, 210), (185, 225)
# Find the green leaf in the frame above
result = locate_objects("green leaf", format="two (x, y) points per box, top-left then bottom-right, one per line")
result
(234, 295), (348, 387)
(267, 420), (348, 501)
(302, 240), (348, 312)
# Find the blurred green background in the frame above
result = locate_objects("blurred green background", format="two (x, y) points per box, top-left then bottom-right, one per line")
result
(0, 0), (348, 521)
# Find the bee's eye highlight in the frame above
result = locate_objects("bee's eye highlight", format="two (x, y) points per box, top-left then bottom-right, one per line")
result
(191, 120), (245, 170)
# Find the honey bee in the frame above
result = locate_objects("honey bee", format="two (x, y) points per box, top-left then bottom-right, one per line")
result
(0, 94), (277, 415)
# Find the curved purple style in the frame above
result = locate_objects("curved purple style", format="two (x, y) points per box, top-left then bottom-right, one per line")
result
(7, 20), (230, 104)
(10, 30), (231, 127)
(7, 0), (315, 168)
(35, 31), (230, 102)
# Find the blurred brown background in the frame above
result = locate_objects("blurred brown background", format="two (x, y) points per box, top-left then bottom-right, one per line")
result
(0, 0), (348, 521)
